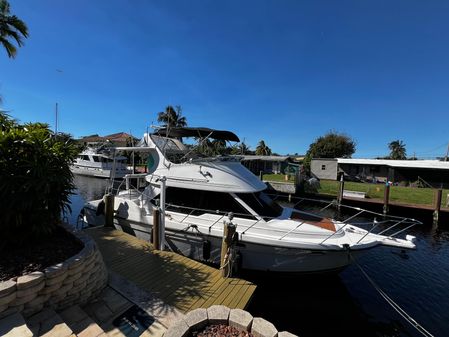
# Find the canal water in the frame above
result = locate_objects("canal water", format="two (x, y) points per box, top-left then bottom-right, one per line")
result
(69, 175), (448, 337)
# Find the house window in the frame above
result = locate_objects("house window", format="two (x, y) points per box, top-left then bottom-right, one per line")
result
(321, 165), (326, 170)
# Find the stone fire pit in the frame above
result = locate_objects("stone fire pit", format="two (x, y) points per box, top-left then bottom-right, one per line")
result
(164, 306), (297, 337)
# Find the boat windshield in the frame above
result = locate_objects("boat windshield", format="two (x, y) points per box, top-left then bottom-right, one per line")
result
(150, 135), (189, 163)
(162, 187), (257, 220)
(151, 135), (184, 151)
(235, 192), (283, 220)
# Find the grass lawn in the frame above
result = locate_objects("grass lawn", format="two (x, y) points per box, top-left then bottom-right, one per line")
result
(261, 175), (449, 207)
(317, 180), (449, 207)
(263, 173), (295, 182)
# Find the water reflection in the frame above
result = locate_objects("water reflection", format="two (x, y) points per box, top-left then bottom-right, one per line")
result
(67, 175), (109, 225)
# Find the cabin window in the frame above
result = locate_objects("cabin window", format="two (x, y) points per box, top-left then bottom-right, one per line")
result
(164, 187), (255, 219)
(93, 157), (100, 162)
(236, 192), (283, 220)
(321, 165), (326, 170)
(82, 155), (90, 160)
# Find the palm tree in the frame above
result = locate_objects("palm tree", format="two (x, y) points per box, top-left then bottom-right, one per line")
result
(255, 140), (272, 156)
(231, 141), (251, 155)
(0, 0), (29, 58)
(388, 140), (407, 160)
(157, 105), (187, 128)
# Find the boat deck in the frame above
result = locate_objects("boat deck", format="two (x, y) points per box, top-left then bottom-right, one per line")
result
(86, 227), (257, 313)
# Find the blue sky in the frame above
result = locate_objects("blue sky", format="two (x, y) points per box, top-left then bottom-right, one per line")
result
(1, 0), (449, 158)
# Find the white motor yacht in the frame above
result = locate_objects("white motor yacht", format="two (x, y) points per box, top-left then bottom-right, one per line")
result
(81, 127), (419, 274)
(72, 146), (131, 179)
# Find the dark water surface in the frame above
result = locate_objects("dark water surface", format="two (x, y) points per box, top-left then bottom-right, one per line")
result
(69, 175), (448, 337)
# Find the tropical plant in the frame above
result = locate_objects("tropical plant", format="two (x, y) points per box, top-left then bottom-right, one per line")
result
(0, 112), (78, 246)
(388, 140), (407, 160)
(0, 0), (29, 58)
(0, 110), (16, 130)
(196, 138), (229, 156)
(303, 131), (356, 169)
(157, 105), (187, 128)
(231, 141), (251, 155)
(255, 140), (272, 156)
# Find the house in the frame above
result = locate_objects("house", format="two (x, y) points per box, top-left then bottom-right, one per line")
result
(237, 155), (300, 175)
(311, 158), (449, 187)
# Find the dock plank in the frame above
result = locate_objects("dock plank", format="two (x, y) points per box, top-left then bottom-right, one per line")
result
(86, 227), (256, 313)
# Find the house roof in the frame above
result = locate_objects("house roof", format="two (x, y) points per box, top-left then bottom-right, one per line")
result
(79, 135), (104, 142)
(337, 158), (449, 170)
(104, 132), (135, 141)
(79, 132), (137, 143)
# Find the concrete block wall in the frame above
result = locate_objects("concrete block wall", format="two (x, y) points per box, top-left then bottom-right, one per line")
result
(0, 227), (108, 318)
(164, 306), (297, 337)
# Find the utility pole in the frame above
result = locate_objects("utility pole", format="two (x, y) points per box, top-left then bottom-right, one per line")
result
(55, 102), (58, 135)
(445, 142), (449, 162)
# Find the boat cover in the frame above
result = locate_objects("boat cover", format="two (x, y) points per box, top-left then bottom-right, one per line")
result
(154, 127), (240, 142)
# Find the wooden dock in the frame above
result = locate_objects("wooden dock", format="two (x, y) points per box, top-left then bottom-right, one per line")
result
(86, 227), (256, 313)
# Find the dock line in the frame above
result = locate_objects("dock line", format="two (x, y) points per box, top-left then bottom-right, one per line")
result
(350, 254), (434, 337)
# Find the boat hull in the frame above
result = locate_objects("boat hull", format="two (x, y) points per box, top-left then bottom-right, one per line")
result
(71, 166), (127, 179)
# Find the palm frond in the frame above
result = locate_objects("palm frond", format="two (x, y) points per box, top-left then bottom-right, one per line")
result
(0, 1), (28, 58)
(0, 35), (16, 57)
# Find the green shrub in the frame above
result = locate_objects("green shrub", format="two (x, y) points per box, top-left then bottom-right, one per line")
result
(0, 113), (78, 246)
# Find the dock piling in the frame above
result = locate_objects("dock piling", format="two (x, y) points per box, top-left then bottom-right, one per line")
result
(104, 193), (114, 227)
(159, 176), (167, 251)
(152, 208), (160, 250)
(383, 183), (390, 215)
(433, 189), (443, 226)
(220, 214), (236, 278)
(337, 174), (344, 209)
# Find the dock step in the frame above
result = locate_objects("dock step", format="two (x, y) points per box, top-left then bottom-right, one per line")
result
(26, 307), (74, 337)
(81, 287), (165, 337)
(59, 305), (106, 337)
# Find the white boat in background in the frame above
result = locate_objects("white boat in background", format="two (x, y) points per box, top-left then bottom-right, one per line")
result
(71, 146), (131, 179)
(81, 127), (420, 274)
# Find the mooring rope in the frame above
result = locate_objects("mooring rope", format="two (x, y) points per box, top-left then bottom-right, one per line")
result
(351, 255), (434, 337)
